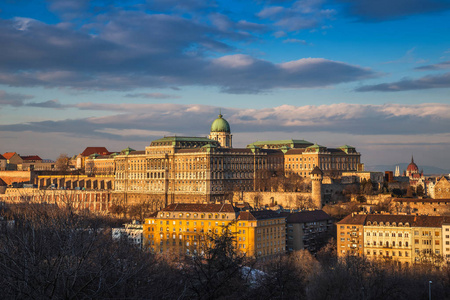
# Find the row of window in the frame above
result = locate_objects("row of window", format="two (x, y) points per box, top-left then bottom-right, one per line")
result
(367, 250), (409, 257)
(366, 232), (409, 238)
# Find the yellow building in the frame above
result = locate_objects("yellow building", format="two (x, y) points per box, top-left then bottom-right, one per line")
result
(337, 213), (366, 257)
(282, 144), (361, 178)
(411, 216), (444, 265)
(364, 215), (413, 265)
(338, 213), (447, 266)
(143, 203), (286, 258)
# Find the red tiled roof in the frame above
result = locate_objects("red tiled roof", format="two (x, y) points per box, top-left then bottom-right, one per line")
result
(339, 213), (446, 228)
(81, 147), (109, 156)
(3, 152), (17, 159)
(237, 211), (257, 221)
(365, 214), (415, 225)
(21, 155), (42, 161)
(413, 215), (445, 228)
(287, 210), (332, 224)
(337, 214), (367, 225)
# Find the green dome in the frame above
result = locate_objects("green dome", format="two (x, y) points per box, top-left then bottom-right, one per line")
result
(210, 114), (230, 133)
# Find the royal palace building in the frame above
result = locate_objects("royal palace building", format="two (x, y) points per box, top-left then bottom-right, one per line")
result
(82, 113), (361, 207)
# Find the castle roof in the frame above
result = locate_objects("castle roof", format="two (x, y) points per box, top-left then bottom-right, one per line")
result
(311, 166), (323, 175)
(210, 113), (231, 133)
(247, 139), (313, 149)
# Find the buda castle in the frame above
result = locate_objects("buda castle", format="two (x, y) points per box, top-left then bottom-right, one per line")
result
(105, 113), (361, 208)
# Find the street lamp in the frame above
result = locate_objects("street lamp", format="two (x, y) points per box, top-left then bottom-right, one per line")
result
(429, 280), (432, 300)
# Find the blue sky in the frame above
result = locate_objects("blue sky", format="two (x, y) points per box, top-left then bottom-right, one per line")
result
(0, 0), (449, 170)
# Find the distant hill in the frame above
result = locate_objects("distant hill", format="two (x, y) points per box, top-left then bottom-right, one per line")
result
(365, 163), (450, 176)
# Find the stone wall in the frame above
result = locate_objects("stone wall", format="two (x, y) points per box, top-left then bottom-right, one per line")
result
(0, 189), (112, 213)
(0, 170), (33, 185)
(232, 191), (311, 208)
(350, 194), (392, 204)
(391, 198), (450, 216)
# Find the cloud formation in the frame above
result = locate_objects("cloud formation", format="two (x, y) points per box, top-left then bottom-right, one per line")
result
(124, 93), (181, 99)
(355, 72), (450, 92)
(258, 0), (336, 31)
(337, 0), (450, 21)
(1, 103), (448, 140)
(0, 90), (34, 107)
(0, 16), (375, 93)
(415, 61), (450, 71)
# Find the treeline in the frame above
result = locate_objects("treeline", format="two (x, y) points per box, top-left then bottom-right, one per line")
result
(0, 204), (449, 299)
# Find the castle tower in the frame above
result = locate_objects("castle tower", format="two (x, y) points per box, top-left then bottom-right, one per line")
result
(209, 113), (232, 148)
(310, 166), (323, 209)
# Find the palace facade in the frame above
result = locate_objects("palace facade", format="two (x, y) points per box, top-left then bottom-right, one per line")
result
(79, 113), (361, 206)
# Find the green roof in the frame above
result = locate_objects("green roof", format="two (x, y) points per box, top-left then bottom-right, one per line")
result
(150, 136), (219, 148)
(121, 146), (136, 155)
(338, 144), (356, 154)
(210, 114), (231, 133)
(306, 143), (325, 148)
(306, 143), (326, 153)
(152, 136), (216, 144)
(247, 139), (313, 147)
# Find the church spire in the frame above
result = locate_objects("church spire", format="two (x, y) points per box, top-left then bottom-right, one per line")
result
(411, 155), (414, 163)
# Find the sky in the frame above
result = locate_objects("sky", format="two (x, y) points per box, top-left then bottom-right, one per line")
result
(0, 0), (449, 170)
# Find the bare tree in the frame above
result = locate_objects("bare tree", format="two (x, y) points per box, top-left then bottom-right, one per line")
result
(0, 202), (185, 299)
(184, 222), (251, 300)
(56, 153), (70, 173)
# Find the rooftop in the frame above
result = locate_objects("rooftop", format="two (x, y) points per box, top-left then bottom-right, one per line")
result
(161, 203), (238, 213)
(81, 147), (109, 157)
(287, 210), (331, 223)
(339, 213), (450, 228)
(3, 152), (17, 160)
(247, 139), (313, 148)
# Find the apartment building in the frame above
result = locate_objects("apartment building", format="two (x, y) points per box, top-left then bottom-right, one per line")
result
(143, 203), (286, 258)
(285, 210), (333, 253)
(338, 213), (450, 266)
